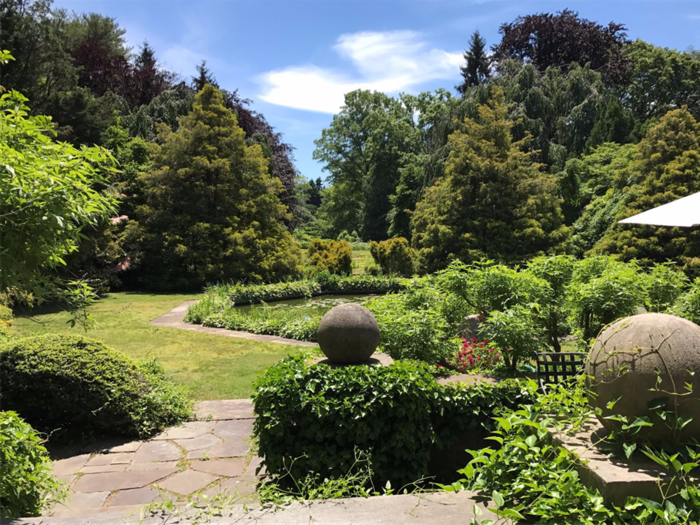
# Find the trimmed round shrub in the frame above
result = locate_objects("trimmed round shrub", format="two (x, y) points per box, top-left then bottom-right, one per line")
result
(0, 335), (191, 441)
(307, 239), (353, 276)
(369, 237), (415, 277)
(0, 411), (65, 518)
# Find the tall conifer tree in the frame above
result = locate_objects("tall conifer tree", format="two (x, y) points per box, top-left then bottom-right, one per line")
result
(456, 31), (491, 95)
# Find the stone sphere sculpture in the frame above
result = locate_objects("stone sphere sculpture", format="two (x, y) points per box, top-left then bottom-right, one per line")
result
(586, 313), (700, 444)
(317, 303), (380, 364)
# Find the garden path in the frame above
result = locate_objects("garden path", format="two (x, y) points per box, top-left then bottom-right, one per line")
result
(46, 399), (262, 518)
(150, 301), (318, 347)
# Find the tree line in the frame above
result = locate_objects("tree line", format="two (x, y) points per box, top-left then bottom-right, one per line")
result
(2, 3), (700, 307)
(308, 10), (700, 275)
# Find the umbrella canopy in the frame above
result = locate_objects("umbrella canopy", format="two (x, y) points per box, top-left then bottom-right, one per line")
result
(618, 192), (700, 228)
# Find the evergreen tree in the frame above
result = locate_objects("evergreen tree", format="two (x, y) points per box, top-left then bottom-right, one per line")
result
(456, 31), (490, 95)
(134, 85), (301, 290)
(192, 60), (217, 91)
(411, 87), (569, 272)
(594, 108), (700, 272)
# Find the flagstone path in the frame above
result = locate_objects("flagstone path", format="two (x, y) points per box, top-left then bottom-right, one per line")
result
(47, 399), (263, 518)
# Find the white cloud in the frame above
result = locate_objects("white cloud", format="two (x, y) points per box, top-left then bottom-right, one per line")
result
(258, 31), (463, 114)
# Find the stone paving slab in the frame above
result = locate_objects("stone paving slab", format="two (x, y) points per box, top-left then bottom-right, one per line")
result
(187, 441), (249, 460)
(132, 441), (181, 463)
(40, 398), (263, 520)
(153, 421), (216, 440)
(157, 470), (218, 496)
(190, 458), (245, 477)
(21, 491), (497, 525)
(72, 469), (177, 493)
(194, 399), (255, 420)
(150, 301), (318, 347)
(108, 488), (160, 507)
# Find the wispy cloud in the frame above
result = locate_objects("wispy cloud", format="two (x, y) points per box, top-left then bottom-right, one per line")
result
(258, 31), (462, 114)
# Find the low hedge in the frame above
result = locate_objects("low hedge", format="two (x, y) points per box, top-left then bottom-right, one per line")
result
(0, 411), (64, 518)
(0, 335), (191, 442)
(252, 356), (536, 488)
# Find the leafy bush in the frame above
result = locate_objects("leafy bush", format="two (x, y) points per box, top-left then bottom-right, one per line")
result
(369, 237), (415, 276)
(0, 411), (65, 518)
(645, 263), (689, 313)
(568, 256), (647, 340)
(307, 239), (353, 276)
(677, 278), (700, 326)
(487, 305), (545, 373)
(367, 284), (466, 363)
(363, 263), (381, 276)
(253, 356), (535, 488)
(447, 380), (700, 524)
(0, 335), (191, 441)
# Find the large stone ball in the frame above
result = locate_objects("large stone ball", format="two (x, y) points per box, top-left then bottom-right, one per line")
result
(317, 304), (380, 364)
(586, 313), (700, 443)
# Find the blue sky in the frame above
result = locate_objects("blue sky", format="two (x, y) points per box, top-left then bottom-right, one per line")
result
(54, 0), (700, 182)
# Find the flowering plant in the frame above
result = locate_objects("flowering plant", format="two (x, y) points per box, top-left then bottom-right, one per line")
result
(442, 338), (502, 372)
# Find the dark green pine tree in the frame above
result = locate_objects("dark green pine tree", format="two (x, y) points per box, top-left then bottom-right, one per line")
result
(192, 60), (218, 91)
(456, 31), (491, 95)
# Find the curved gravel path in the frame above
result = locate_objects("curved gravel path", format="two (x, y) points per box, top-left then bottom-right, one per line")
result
(150, 301), (318, 347)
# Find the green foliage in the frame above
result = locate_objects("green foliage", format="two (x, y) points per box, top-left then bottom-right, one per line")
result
(313, 90), (421, 240)
(594, 109), (700, 270)
(525, 255), (576, 351)
(133, 85), (302, 290)
(369, 238), (415, 277)
(567, 143), (639, 256)
(624, 40), (700, 122)
(0, 305), (13, 342)
(0, 411), (65, 518)
(447, 380), (700, 524)
(0, 335), (191, 442)
(677, 278), (700, 326)
(307, 239), (352, 276)
(0, 89), (117, 304)
(367, 285), (465, 363)
(645, 263), (689, 313)
(456, 31), (491, 94)
(487, 305), (545, 372)
(253, 356), (535, 488)
(568, 256), (647, 340)
(412, 87), (569, 272)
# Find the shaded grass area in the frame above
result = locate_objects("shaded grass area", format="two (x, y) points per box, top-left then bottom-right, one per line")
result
(12, 293), (302, 400)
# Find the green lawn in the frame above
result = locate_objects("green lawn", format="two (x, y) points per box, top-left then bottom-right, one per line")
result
(13, 293), (304, 401)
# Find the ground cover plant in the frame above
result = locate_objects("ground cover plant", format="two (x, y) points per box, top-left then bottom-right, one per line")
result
(0, 334), (191, 441)
(252, 355), (536, 491)
(0, 411), (65, 518)
(447, 379), (700, 524)
(12, 293), (301, 400)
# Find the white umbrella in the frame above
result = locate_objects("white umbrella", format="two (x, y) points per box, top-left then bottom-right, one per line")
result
(618, 192), (700, 228)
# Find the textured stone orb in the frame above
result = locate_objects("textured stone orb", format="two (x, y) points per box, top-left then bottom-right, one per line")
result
(317, 303), (380, 364)
(586, 313), (700, 443)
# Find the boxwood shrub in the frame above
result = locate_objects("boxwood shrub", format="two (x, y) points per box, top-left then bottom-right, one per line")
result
(253, 356), (535, 488)
(0, 335), (191, 442)
(0, 411), (65, 518)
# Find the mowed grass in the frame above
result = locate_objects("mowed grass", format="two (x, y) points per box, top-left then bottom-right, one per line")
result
(12, 292), (303, 401)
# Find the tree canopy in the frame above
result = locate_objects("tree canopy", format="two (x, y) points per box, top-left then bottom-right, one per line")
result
(132, 85), (301, 290)
(411, 87), (569, 272)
